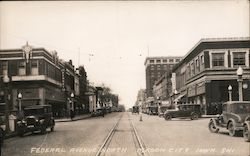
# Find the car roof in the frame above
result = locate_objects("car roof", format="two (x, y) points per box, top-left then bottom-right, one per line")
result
(24, 105), (51, 110)
(223, 101), (250, 105)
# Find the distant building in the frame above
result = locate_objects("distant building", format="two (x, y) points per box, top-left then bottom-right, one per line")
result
(144, 56), (182, 97)
(171, 37), (250, 115)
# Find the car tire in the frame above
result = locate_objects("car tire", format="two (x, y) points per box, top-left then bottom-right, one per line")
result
(191, 113), (198, 120)
(228, 122), (239, 137)
(164, 115), (172, 120)
(208, 120), (219, 133)
(243, 124), (250, 142)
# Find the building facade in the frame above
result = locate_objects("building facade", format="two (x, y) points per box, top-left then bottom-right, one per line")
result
(0, 43), (88, 117)
(171, 37), (250, 115)
(144, 56), (182, 98)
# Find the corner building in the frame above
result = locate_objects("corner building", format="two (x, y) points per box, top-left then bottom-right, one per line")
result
(0, 43), (83, 117)
(172, 37), (250, 115)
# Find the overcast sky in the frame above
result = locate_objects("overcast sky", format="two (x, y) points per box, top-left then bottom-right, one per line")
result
(0, 1), (249, 109)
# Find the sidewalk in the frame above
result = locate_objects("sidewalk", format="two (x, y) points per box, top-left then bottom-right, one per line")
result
(55, 113), (92, 122)
(4, 131), (18, 139)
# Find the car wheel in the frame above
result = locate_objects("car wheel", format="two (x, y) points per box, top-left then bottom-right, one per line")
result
(208, 120), (219, 133)
(164, 114), (172, 120)
(228, 122), (238, 137)
(191, 113), (198, 120)
(243, 124), (250, 142)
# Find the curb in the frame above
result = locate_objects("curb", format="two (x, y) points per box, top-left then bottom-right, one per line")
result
(55, 115), (92, 122)
(4, 132), (18, 140)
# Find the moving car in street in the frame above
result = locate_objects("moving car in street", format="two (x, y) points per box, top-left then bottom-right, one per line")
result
(91, 108), (105, 117)
(17, 105), (55, 136)
(132, 106), (139, 114)
(148, 106), (158, 115)
(208, 101), (250, 142)
(164, 104), (201, 120)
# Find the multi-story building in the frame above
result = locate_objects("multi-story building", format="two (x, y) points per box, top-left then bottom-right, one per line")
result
(171, 37), (250, 115)
(144, 56), (182, 98)
(0, 43), (88, 117)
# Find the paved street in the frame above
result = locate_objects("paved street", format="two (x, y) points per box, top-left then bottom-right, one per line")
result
(2, 112), (250, 156)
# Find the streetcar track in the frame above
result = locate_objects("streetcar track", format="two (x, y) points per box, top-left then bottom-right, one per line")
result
(95, 113), (147, 156)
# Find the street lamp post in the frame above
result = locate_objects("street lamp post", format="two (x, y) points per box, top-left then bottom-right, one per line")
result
(17, 93), (22, 111)
(236, 66), (243, 101)
(3, 75), (10, 132)
(70, 93), (74, 120)
(228, 85), (232, 101)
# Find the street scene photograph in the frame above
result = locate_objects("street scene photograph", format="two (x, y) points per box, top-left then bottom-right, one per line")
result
(0, 0), (250, 156)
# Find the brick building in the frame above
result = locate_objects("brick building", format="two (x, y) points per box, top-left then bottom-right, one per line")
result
(171, 37), (250, 115)
(144, 56), (182, 98)
(0, 43), (88, 117)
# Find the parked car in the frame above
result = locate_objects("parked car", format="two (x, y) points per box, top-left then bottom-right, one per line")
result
(208, 101), (250, 142)
(91, 108), (105, 117)
(17, 105), (55, 136)
(132, 106), (139, 114)
(148, 106), (158, 115)
(164, 104), (201, 120)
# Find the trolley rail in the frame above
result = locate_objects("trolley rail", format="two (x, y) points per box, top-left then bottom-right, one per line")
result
(95, 113), (147, 156)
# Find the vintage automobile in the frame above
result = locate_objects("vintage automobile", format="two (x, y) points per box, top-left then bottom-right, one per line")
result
(132, 106), (139, 114)
(208, 101), (250, 142)
(91, 108), (105, 117)
(17, 105), (55, 136)
(164, 104), (201, 120)
(148, 106), (158, 115)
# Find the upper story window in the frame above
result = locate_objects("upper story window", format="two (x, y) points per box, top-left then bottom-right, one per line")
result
(233, 52), (245, 66)
(150, 65), (155, 70)
(31, 60), (38, 75)
(169, 59), (174, 62)
(18, 61), (26, 76)
(163, 59), (167, 63)
(190, 62), (195, 76)
(2, 61), (8, 76)
(157, 65), (161, 70)
(212, 53), (224, 67)
(200, 55), (204, 64)
(196, 59), (200, 72)
(149, 60), (154, 63)
(156, 60), (161, 63)
(176, 59), (180, 62)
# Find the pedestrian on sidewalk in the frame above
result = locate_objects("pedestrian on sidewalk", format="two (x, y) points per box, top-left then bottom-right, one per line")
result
(0, 126), (4, 155)
(70, 110), (75, 121)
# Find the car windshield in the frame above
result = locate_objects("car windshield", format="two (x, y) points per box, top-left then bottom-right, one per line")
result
(24, 108), (44, 116)
(232, 103), (250, 114)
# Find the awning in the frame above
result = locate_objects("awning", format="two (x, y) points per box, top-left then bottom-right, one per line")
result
(174, 94), (186, 102)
